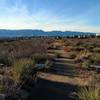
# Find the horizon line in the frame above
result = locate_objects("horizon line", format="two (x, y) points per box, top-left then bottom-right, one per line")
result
(0, 29), (99, 34)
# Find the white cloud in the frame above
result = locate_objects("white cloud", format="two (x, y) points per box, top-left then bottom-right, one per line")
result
(39, 21), (100, 33)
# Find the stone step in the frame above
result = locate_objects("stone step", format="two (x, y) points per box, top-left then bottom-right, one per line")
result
(50, 67), (76, 73)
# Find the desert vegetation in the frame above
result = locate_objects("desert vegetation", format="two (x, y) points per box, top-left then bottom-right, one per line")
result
(0, 38), (47, 64)
(0, 38), (48, 99)
(78, 75), (100, 100)
(78, 86), (100, 100)
(0, 37), (100, 100)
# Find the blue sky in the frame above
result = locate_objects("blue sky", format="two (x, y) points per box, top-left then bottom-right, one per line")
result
(0, 0), (100, 32)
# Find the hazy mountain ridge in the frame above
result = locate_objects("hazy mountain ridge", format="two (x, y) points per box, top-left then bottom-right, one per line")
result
(0, 29), (96, 37)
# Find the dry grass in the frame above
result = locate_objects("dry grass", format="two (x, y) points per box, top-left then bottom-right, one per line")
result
(0, 38), (48, 65)
(78, 85), (100, 100)
(78, 75), (100, 100)
(11, 58), (34, 82)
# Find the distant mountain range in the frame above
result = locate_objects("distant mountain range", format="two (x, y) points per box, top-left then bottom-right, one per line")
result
(0, 29), (96, 37)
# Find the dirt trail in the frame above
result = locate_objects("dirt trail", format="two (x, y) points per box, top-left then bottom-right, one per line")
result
(38, 52), (91, 86)
(28, 79), (78, 100)
(28, 42), (89, 100)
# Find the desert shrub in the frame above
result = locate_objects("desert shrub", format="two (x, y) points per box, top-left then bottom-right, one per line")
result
(0, 39), (48, 61)
(0, 76), (15, 94)
(78, 74), (100, 100)
(33, 53), (48, 63)
(93, 47), (100, 53)
(11, 58), (35, 83)
(0, 50), (14, 66)
(78, 86), (100, 100)
(87, 46), (94, 52)
(0, 85), (5, 93)
(90, 54), (100, 64)
(81, 60), (90, 69)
